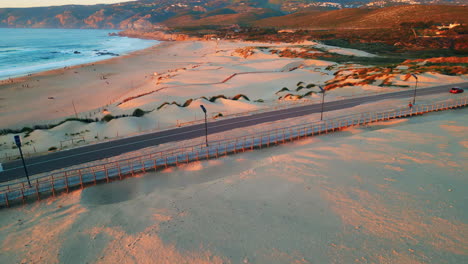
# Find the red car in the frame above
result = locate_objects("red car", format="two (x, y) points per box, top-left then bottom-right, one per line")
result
(450, 87), (464, 94)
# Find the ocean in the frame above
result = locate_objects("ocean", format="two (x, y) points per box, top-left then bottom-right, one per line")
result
(0, 28), (158, 80)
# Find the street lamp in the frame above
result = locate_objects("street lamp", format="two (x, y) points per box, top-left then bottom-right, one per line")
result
(411, 74), (418, 105)
(200, 105), (209, 147)
(319, 85), (326, 121)
(14, 135), (31, 187)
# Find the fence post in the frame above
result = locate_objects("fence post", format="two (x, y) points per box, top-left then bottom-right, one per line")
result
(118, 163), (123, 180)
(104, 165), (109, 182)
(4, 193), (9, 208)
(36, 180), (40, 200)
(21, 188), (25, 204)
(140, 157), (145, 172)
(79, 170), (84, 189)
(92, 167), (97, 185)
(51, 175), (56, 197)
(64, 172), (69, 193)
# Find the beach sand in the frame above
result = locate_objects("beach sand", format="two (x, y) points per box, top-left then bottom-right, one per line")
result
(0, 41), (190, 129)
(0, 39), (466, 161)
(0, 108), (466, 264)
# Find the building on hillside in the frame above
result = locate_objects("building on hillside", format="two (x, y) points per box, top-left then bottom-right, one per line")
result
(436, 23), (461, 30)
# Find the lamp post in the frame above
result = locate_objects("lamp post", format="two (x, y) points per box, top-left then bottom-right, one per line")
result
(319, 85), (326, 121)
(200, 105), (208, 147)
(411, 74), (418, 105)
(14, 135), (31, 187)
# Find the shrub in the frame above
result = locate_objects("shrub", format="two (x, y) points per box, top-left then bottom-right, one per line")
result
(48, 146), (57, 151)
(63, 118), (94, 123)
(157, 101), (183, 110)
(232, 94), (250, 101)
(0, 129), (15, 135)
(102, 114), (114, 122)
(297, 81), (305, 86)
(182, 99), (193, 107)
(213, 113), (224, 119)
(296, 86), (304, 91)
(254, 99), (264, 103)
(157, 102), (171, 110)
(21, 127), (33, 133)
(306, 83), (316, 88)
(275, 87), (290, 94)
(132, 108), (145, 117)
(209, 95), (227, 102)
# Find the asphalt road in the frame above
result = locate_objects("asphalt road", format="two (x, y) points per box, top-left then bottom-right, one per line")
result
(1, 82), (466, 183)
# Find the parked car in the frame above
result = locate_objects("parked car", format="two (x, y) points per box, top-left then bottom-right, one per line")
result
(450, 87), (464, 94)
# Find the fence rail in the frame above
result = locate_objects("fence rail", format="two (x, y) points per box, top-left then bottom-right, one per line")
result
(5, 83), (466, 163)
(0, 96), (466, 208)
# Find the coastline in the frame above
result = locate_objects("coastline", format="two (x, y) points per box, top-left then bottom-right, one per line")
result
(0, 40), (180, 128)
(1, 35), (466, 160)
(0, 40), (162, 85)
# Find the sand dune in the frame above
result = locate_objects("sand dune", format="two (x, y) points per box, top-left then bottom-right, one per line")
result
(0, 39), (466, 161)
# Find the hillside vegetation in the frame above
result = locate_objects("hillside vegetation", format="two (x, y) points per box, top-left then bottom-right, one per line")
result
(1, 1), (466, 30)
(255, 5), (468, 29)
(163, 5), (282, 28)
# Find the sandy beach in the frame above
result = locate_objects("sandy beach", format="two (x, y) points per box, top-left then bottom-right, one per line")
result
(0, 41), (184, 129)
(1, 39), (467, 161)
(0, 108), (466, 263)
(0, 35), (467, 264)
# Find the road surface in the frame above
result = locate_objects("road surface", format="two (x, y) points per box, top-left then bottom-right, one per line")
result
(1, 83), (466, 183)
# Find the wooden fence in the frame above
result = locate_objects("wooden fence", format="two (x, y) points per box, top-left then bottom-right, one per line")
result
(0, 96), (466, 208)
